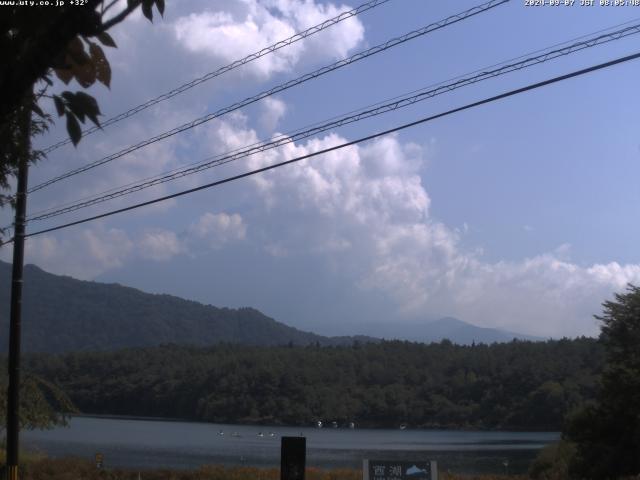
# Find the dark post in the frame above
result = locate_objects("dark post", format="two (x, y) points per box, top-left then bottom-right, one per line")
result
(5, 99), (31, 480)
(281, 436), (306, 480)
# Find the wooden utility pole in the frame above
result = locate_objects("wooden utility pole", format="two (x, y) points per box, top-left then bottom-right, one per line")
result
(5, 98), (31, 480)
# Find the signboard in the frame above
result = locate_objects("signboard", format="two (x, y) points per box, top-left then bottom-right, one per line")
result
(281, 436), (306, 480)
(363, 460), (437, 480)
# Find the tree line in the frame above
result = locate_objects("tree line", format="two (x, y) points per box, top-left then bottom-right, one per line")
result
(20, 337), (603, 431)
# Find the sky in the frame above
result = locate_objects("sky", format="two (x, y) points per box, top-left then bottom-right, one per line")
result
(2, 0), (640, 338)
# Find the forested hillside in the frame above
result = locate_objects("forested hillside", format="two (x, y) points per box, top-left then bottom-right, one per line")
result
(24, 338), (603, 430)
(0, 261), (373, 352)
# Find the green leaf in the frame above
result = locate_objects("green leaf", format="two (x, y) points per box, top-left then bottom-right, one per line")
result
(90, 42), (111, 88)
(54, 68), (73, 85)
(71, 91), (101, 127)
(66, 114), (82, 146)
(53, 95), (65, 117)
(61, 92), (85, 123)
(76, 10), (103, 37)
(31, 102), (46, 119)
(141, 0), (153, 21)
(71, 61), (96, 88)
(66, 37), (90, 66)
(74, 91), (101, 113)
(96, 32), (117, 48)
(85, 108), (101, 128)
(155, 0), (165, 16)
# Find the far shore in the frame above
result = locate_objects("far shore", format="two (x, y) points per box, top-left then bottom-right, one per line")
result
(66, 413), (561, 433)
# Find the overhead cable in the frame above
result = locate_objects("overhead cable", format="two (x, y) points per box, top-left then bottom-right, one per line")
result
(17, 50), (640, 241)
(26, 22), (640, 223)
(40, 0), (393, 154)
(28, 0), (509, 194)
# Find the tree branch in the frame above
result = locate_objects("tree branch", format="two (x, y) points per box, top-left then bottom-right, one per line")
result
(101, 0), (120, 17)
(100, 0), (142, 32)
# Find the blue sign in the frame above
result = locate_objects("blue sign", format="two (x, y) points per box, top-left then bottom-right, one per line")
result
(363, 460), (436, 480)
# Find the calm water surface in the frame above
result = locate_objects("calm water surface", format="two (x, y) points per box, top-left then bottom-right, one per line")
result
(22, 416), (559, 474)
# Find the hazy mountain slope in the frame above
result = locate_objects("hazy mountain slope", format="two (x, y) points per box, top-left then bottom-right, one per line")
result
(0, 261), (373, 353)
(422, 317), (542, 343)
(0, 261), (540, 352)
(367, 317), (543, 345)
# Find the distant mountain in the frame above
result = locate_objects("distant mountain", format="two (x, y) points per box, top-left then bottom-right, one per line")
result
(0, 261), (375, 353)
(0, 261), (540, 352)
(366, 316), (542, 345)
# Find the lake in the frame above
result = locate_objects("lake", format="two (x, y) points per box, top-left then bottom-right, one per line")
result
(21, 416), (559, 475)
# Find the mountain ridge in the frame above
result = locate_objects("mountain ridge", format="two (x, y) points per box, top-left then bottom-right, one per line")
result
(0, 261), (376, 352)
(0, 260), (540, 352)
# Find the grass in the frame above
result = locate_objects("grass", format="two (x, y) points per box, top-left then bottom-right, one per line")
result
(2, 456), (530, 480)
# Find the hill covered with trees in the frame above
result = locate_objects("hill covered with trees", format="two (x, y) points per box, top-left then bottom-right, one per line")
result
(0, 261), (373, 352)
(24, 338), (603, 431)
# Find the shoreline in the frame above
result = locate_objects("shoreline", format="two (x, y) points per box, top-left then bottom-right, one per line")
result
(67, 413), (561, 434)
(22, 416), (554, 475)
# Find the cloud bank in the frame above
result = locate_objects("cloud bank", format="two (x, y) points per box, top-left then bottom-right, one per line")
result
(14, 113), (640, 338)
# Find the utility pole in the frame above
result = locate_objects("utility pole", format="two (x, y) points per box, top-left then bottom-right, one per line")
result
(5, 98), (31, 480)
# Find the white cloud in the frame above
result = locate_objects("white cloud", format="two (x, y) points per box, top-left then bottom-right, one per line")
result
(188, 212), (247, 248)
(0, 210), (250, 279)
(12, 101), (640, 338)
(137, 229), (184, 261)
(450, 254), (640, 337)
(260, 97), (287, 132)
(587, 262), (640, 290)
(265, 242), (288, 258)
(173, 0), (365, 79)
(204, 118), (640, 338)
(82, 227), (133, 272)
(2, 226), (135, 280)
(26, 97), (202, 224)
(22, 108), (638, 338)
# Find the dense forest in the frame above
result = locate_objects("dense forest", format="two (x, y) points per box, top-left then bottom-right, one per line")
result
(23, 338), (603, 431)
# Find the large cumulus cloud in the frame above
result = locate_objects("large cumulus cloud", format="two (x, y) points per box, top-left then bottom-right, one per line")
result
(174, 0), (365, 78)
(205, 117), (640, 337)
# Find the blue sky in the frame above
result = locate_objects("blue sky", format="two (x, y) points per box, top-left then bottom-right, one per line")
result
(2, 0), (640, 338)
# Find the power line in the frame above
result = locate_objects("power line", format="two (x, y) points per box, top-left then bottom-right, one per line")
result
(40, 0), (392, 155)
(26, 21), (640, 223)
(28, 0), (509, 194)
(18, 50), (640, 241)
(20, 15), (639, 224)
